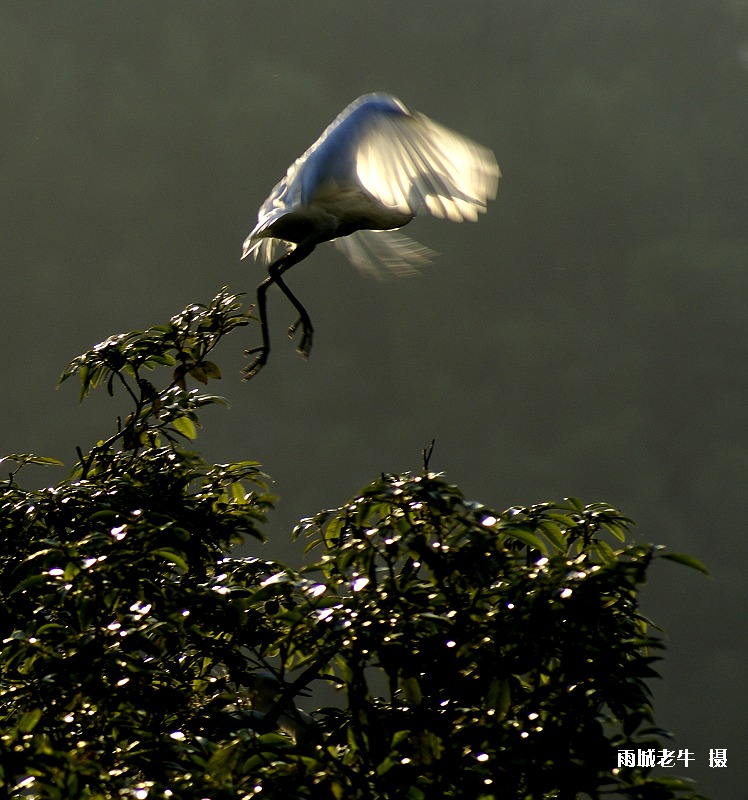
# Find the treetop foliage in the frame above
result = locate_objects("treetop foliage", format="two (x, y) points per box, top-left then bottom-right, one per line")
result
(0, 289), (708, 799)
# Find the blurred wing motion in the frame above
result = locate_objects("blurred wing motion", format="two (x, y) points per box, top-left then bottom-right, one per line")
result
(333, 229), (436, 278)
(353, 100), (499, 223)
(241, 93), (499, 377)
(243, 93), (499, 277)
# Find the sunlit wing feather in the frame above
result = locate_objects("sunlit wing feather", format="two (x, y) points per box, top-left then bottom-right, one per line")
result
(247, 235), (294, 265)
(240, 93), (500, 377)
(243, 93), (499, 277)
(333, 229), (436, 279)
(354, 109), (500, 224)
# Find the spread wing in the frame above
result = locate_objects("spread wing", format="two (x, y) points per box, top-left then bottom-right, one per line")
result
(243, 93), (500, 275)
(354, 102), (500, 223)
(333, 229), (436, 279)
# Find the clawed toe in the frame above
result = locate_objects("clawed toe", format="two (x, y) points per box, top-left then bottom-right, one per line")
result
(243, 346), (268, 379)
(288, 317), (314, 359)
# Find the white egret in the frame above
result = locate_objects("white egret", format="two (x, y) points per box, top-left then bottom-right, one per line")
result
(241, 92), (500, 378)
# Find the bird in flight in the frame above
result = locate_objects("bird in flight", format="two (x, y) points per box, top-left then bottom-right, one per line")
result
(241, 92), (499, 378)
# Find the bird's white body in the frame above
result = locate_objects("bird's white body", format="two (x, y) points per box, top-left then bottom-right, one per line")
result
(243, 93), (499, 277)
(240, 93), (499, 376)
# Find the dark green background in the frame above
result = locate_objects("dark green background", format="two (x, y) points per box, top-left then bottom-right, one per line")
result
(2, 3), (745, 797)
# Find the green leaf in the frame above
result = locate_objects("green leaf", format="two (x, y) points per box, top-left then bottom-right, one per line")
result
(231, 482), (247, 503)
(546, 512), (577, 526)
(9, 574), (49, 595)
(603, 521), (628, 542)
(206, 740), (241, 776)
(660, 552), (710, 576)
(18, 708), (43, 733)
(502, 526), (547, 553)
(390, 729), (411, 748)
(375, 756), (397, 776)
(190, 364), (209, 384)
(203, 360), (222, 379)
(564, 496), (585, 512)
(0, 453), (64, 468)
(592, 539), (618, 564)
(151, 548), (189, 572)
(538, 520), (568, 552)
(172, 416), (198, 440)
(399, 676), (423, 706)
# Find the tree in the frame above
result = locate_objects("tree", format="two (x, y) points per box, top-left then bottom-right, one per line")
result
(0, 289), (708, 799)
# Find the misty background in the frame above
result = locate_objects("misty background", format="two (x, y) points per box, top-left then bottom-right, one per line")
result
(2, 3), (746, 797)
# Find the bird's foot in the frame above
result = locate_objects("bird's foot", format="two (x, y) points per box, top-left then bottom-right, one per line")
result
(242, 345), (268, 380)
(288, 318), (314, 359)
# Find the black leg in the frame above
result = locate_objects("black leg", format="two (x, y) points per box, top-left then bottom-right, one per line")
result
(243, 272), (274, 378)
(274, 272), (314, 358)
(243, 243), (315, 379)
